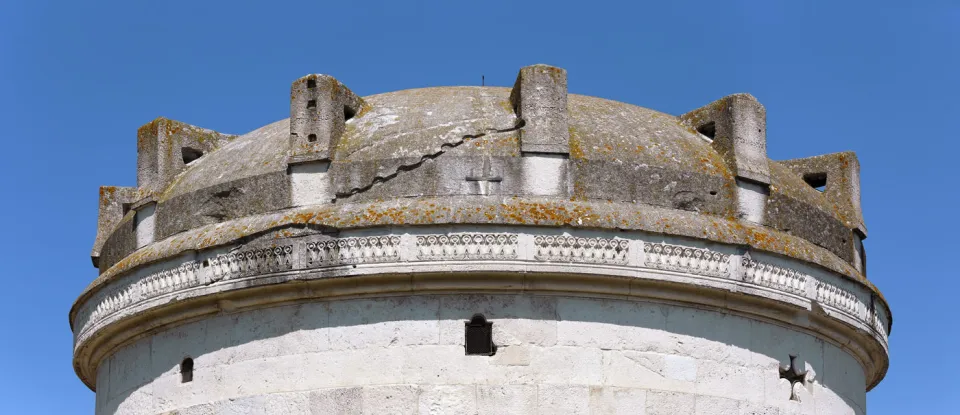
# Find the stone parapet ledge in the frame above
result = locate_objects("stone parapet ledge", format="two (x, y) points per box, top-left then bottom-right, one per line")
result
(71, 225), (890, 392)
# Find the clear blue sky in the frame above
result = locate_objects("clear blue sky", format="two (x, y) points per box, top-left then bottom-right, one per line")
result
(1, 1), (956, 413)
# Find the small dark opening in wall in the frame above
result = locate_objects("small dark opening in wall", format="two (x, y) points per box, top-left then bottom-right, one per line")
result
(121, 203), (133, 215)
(308, 134), (317, 142)
(803, 173), (828, 192)
(306, 79), (316, 88)
(344, 105), (356, 121)
(180, 357), (194, 383)
(697, 121), (716, 139)
(307, 100), (317, 109)
(182, 147), (204, 165)
(465, 314), (495, 356)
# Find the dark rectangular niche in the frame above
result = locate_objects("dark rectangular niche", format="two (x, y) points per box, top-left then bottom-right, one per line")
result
(465, 314), (495, 356)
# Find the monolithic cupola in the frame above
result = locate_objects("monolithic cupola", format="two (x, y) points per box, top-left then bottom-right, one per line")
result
(74, 65), (890, 415)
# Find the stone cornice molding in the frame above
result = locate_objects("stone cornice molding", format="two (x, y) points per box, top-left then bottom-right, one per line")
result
(71, 226), (890, 393)
(82, 197), (884, 303)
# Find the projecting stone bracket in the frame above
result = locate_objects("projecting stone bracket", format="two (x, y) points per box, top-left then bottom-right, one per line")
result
(136, 117), (235, 195)
(288, 74), (363, 164)
(510, 64), (570, 155)
(91, 186), (140, 268)
(510, 64), (571, 196)
(681, 94), (770, 224)
(780, 152), (867, 238)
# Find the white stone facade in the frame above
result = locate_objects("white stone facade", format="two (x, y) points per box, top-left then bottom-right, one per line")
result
(75, 226), (887, 414)
(96, 294), (866, 415)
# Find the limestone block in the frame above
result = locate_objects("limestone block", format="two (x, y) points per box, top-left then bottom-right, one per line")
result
(309, 387), (363, 415)
(194, 313), (241, 368)
(153, 369), (214, 414)
(92, 186), (139, 267)
(328, 297), (440, 349)
(780, 152), (866, 237)
(136, 117), (234, 194)
(738, 402), (781, 415)
(666, 306), (753, 367)
(737, 179), (769, 224)
(822, 343), (867, 412)
(400, 345), (487, 385)
(538, 384), (590, 414)
(291, 160), (332, 206)
(489, 345), (531, 366)
(521, 154), (568, 196)
(645, 391), (695, 415)
(289, 74), (362, 163)
(476, 385), (537, 415)
(556, 297), (669, 351)
(602, 350), (697, 392)
(812, 384), (857, 415)
(133, 202), (156, 248)
(361, 385), (420, 415)
(102, 383), (155, 415)
(696, 395), (740, 415)
(438, 295), (557, 347)
(150, 318), (208, 377)
(216, 353), (310, 398)
(588, 387), (647, 415)
(418, 385), (478, 415)
(530, 345), (603, 385)
(107, 338), (153, 399)
(510, 64), (570, 155)
(300, 348), (404, 388)
(227, 303), (330, 363)
(276, 303), (333, 354)
(202, 393), (311, 415)
(680, 94), (769, 185)
(748, 321), (824, 378)
(95, 361), (111, 414)
(694, 360), (765, 402)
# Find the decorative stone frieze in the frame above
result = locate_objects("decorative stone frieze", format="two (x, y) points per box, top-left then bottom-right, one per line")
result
(416, 233), (519, 260)
(815, 280), (861, 317)
(304, 236), (401, 267)
(140, 261), (204, 299)
(75, 229), (890, 360)
(642, 242), (730, 278)
(534, 235), (629, 264)
(741, 255), (808, 295)
(75, 259), (205, 343)
(209, 245), (294, 281)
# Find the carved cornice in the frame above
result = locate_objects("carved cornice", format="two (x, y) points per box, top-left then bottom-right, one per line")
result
(644, 242), (730, 278)
(71, 227), (891, 393)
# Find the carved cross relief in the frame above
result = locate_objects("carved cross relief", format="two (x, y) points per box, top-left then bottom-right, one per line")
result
(780, 354), (814, 402)
(465, 158), (502, 196)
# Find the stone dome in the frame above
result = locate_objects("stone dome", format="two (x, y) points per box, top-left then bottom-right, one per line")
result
(73, 65), (890, 414)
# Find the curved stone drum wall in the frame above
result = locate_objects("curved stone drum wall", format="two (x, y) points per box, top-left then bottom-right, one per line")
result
(97, 294), (866, 415)
(75, 227), (887, 415)
(74, 65), (891, 414)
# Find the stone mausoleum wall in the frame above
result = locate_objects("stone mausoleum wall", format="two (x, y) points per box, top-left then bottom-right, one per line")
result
(73, 64), (891, 415)
(97, 294), (866, 415)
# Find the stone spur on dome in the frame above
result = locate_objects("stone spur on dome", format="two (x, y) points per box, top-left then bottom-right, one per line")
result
(73, 64), (890, 414)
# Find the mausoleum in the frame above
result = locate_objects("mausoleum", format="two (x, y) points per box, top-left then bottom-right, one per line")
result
(71, 64), (890, 414)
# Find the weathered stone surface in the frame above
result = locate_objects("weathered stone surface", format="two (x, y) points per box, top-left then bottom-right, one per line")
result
(77, 66), (890, 415)
(289, 74), (363, 163)
(136, 117), (235, 194)
(510, 64), (570, 154)
(90, 293), (871, 415)
(680, 93), (769, 185)
(92, 186), (139, 267)
(780, 152), (867, 237)
(155, 172), (290, 239)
